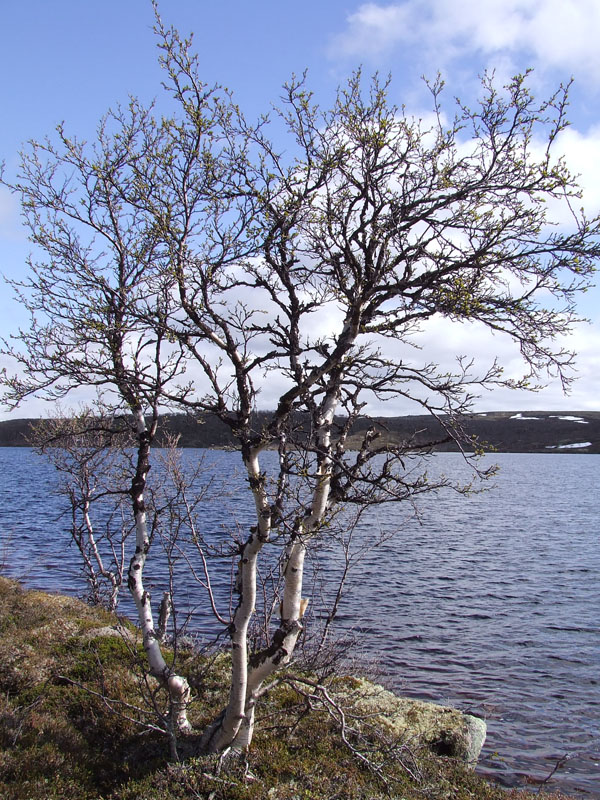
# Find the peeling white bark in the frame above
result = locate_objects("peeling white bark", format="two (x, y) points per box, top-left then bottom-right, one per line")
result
(127, 408), (192, 735)
(201, 445), (271, 753)
(229, 389), (341, 752)
(202, 366), (346, 754)
(81, 499), (120, 611)
(157, 591), (172, 644)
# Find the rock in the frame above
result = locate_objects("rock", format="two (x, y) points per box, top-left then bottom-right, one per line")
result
(334, 677), (486, 765)
(81, 624), (136, 642)
(462, 713), (487, 765)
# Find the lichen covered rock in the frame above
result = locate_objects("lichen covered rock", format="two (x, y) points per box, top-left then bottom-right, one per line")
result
(333, 677), (486, 765)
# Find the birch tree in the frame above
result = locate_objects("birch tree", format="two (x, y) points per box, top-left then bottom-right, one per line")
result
(31, 409), (133, 612)
(0, 87), (228, 734)
(142, 26), (600, 755)
(2, 10), (599, 763)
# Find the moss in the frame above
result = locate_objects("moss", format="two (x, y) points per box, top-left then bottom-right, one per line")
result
(57, 634), (142, 682)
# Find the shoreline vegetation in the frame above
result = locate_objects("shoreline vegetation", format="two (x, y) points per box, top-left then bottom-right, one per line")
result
(0, 577), (580, 799)
(1, 410), (600, 453)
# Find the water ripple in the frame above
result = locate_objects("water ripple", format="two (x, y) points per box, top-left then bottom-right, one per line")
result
(0, 449), (598, 798)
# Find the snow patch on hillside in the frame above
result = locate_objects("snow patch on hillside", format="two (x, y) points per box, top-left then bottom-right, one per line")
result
(545, 442), (592, 449)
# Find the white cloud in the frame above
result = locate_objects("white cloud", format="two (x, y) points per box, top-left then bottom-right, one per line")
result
(4, 314), (597, 420)
(554, 125), (600, 217)
(358, 313), (600, 415)
(330, 1), (600, 82)
(329, 3), (413, 59)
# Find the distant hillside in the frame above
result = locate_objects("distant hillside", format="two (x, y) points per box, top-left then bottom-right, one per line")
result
(363, 411), (600, 454)
(2, 411), (600, 453)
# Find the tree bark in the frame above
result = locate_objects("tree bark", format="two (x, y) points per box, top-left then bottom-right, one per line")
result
(127, 408), (192, 734)
(229, 390), (340, 751)
(200, 445), (271, 753)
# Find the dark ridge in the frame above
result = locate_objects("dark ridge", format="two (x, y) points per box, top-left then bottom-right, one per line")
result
(0, 418), (39, 447)
(1, 411), (599, 453)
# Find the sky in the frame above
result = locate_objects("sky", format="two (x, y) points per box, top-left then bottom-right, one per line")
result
(1, 0), (600, 418)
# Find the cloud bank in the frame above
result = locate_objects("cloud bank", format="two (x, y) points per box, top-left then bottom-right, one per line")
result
(330, 0), (600, 82)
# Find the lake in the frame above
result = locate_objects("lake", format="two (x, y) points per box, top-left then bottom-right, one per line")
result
(0, 447), (598, 798)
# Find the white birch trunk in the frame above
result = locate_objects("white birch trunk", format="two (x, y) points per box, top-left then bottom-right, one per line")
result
(230, 390), (340, 751)
(201, 360), (347, 754)
(127, 408), (192, 735)
(200, 446), (271, 754)
(81, 500), (120, 611)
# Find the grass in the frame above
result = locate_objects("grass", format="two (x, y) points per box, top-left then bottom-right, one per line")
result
(0, 576), (578, 800)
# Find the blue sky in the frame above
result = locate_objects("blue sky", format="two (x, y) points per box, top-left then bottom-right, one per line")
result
(2, 0), (600, 417)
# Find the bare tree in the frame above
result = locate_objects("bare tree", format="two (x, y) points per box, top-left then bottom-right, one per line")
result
(145, 27), (599, 754)
(30, 408), (133, 611)
(0, 84), (220, 732)
(2, 7), (599, 764)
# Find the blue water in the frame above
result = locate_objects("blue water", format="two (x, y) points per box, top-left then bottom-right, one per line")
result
(0, 448), (598, 797)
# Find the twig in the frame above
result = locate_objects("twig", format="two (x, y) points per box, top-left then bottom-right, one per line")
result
(56, 674), (168, 734)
